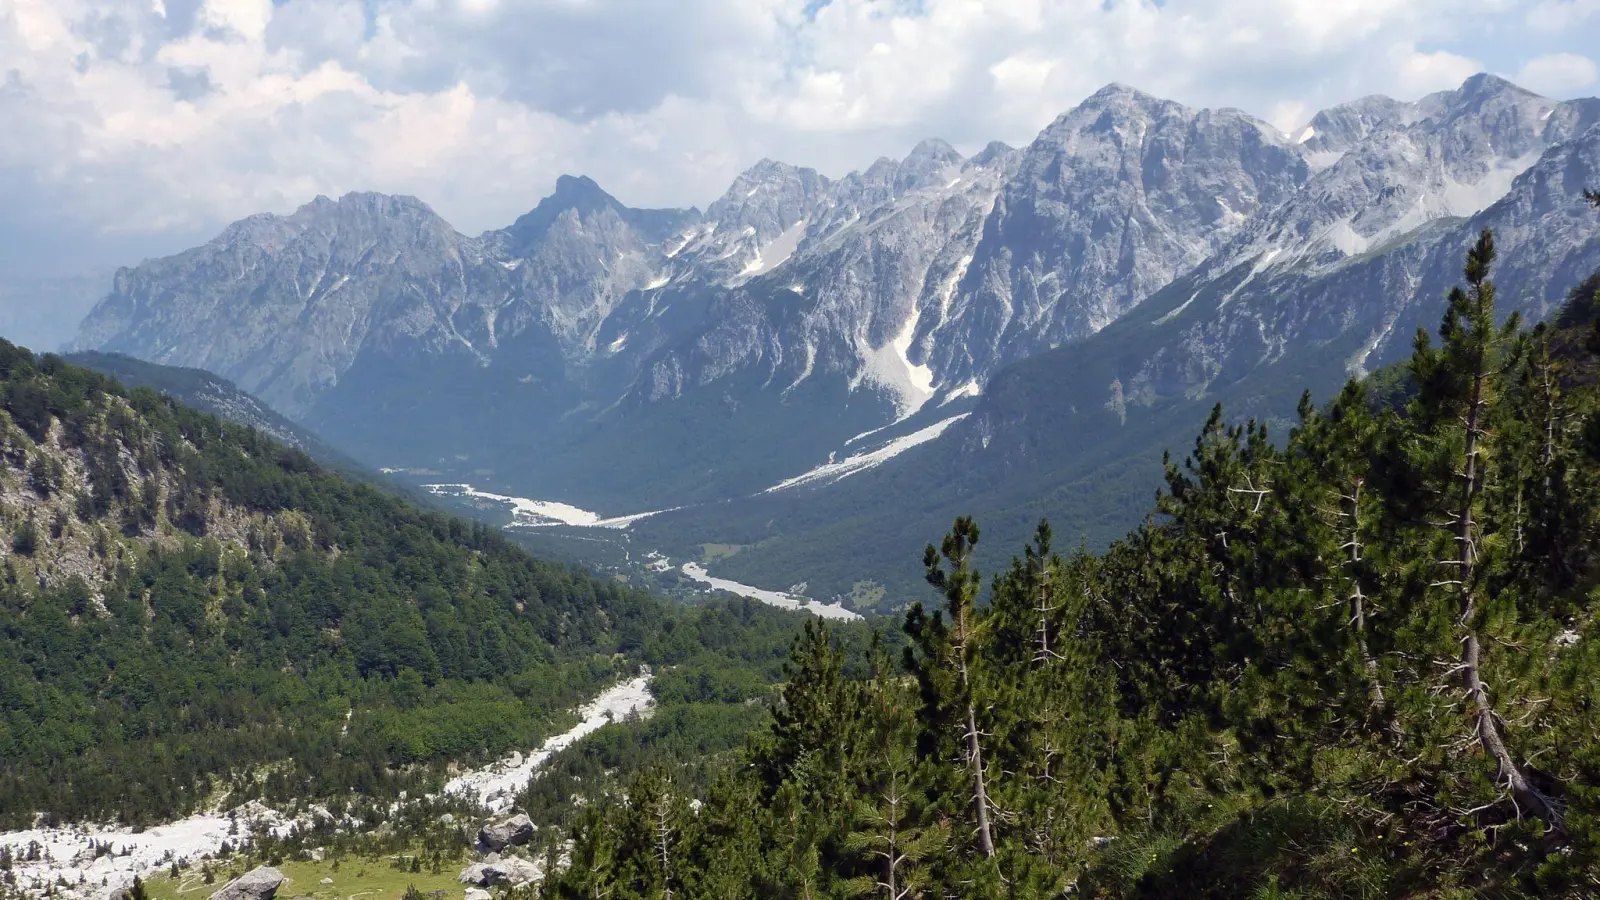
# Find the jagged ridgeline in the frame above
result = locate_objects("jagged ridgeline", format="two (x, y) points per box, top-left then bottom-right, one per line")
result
(544, 242), (1600, 898)
(0, 344), (673, 827)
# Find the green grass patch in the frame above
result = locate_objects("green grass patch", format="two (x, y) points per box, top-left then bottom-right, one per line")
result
(141, 854), (470, 900)
(699, 543), (742, 564)
(847, 581), (886, 610)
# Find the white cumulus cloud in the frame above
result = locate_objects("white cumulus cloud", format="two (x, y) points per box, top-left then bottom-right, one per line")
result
(1515, 52), (1599, 93)
(0, 0), (1594, 285)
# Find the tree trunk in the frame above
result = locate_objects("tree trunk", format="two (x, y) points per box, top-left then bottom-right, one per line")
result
(1344, 480), (1386, 710)
(655, 793), (674, 900)
(963, 698), (996, 858)
(1454, 370), (1563, 832)
(956, 606), (996, 859)
(1034, 556), (1054, 666)
(1463, 634), (1562, 828)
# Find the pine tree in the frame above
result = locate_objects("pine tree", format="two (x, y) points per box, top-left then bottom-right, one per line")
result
(843, 648), (944, 900)
(555, 805), (622, 899)
(1291, 383), (1392, 718)
(841, 742), (945, 900)
(1406, 229), (1562, 832)
(760, 621), (867, 805)
(916, 517), (996, 860)
(652, 776), (679, 900)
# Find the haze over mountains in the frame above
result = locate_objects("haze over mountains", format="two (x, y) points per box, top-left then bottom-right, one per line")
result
(71, 73), (1600, 601)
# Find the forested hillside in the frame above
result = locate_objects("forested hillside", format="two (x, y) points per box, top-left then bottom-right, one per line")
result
(0, 345), (814, 829)
(63, 351), (365, 474)
(539, 233), (1600, 897)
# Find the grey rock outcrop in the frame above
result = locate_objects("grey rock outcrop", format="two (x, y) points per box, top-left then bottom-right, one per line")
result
(210, 866), (285, 900)
(458, 857), (541, 887)
(477, 813), (535, 852)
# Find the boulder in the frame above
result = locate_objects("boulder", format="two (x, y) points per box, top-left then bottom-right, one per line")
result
(484, 858), (542, 887)
(477, 813), (534, 851)
(319, 879), (334, 886)
(458, 857), (541, 888)
(211, 867), (286, 900)
(464, 891), (491, 900)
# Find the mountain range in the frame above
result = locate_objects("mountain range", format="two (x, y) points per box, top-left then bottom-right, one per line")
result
(71, 73), (1600, 605)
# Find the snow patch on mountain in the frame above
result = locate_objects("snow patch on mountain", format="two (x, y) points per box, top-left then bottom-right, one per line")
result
(939, 381), (982, 405)
(937, 253), (975, 321)
(424, 484), (667, 529)
(1348, 309), (1403, 377)
(858, 303), (937, 419)
(680, 563), (860, 620)
(1218, 248), (1285, 308)
(1154, 291), (1202, 325)
(765, 414), (968, 492)
(739, 219), (808, 279)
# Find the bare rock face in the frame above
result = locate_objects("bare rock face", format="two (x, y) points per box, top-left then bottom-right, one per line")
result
(936, 84), (1309, 381)
(476, 813), (535, 852)
(210, 866), (285, 900)
(74, 187), (693, 419)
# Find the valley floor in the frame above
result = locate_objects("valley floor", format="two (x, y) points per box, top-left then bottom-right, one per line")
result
(422, 485), (862, 619)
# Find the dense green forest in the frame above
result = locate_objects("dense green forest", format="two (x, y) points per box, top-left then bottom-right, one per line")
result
(0, 344), (821, 828)
(536, 232), (1600, 897)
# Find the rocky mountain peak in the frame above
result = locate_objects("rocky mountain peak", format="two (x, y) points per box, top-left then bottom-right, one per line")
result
(208, 191), (445, 252)
(893, 138), (964, 193)
(902, 137), (962, 168)
(969, 140), (1017, 167)
(500, 175), (629, 253)
(297, 192), (445, 227)
(539, 174), (621, 217)
(673, 160), (832, 280)
(1450, 72), (1541, 107)
(1084, 81), (1149, 103)
(707, 159), (830, 223)
(1299, 94), (1414, 165)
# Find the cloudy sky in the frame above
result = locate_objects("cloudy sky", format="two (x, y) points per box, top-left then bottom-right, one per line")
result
(2, 0), (1599, 286)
